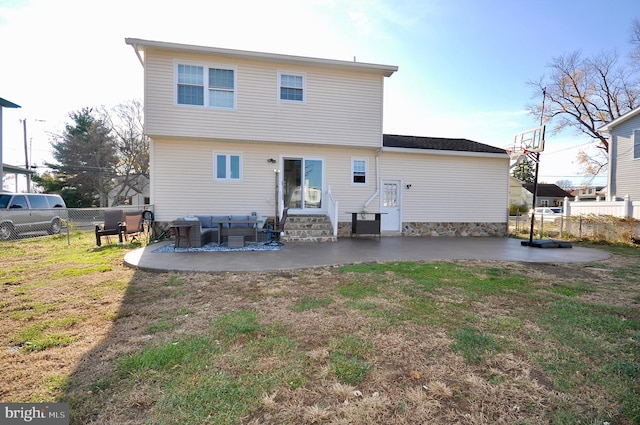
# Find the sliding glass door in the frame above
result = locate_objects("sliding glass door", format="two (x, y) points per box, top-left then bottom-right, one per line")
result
(283, 158), (323, 210)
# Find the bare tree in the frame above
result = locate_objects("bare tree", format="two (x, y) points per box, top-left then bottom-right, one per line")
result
(528, 50), (638, 153)
(631, 18), (640, 69)
(99, 100), (150, 206)
(528, 21), (640, 180)
(555, 179), (573, 190)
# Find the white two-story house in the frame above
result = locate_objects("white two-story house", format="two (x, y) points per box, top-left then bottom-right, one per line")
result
(599, 105), (640, 202)
(126, 38), (509, 239)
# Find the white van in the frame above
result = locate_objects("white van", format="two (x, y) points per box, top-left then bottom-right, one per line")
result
(0, 193), (68, 240)
(529, 207), (563, 222)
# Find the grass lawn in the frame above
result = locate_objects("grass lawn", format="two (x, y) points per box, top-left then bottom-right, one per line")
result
(0, 232), (639, 424)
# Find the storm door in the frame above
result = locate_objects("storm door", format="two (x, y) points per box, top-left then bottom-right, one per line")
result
(381, 179), (402, 231)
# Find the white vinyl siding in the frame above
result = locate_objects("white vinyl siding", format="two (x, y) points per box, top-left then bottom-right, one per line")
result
(378, 152), (508, 223)
(144, 51), (384, 148)
(608, 117), (640, 201)
(149, 138), (508, 225)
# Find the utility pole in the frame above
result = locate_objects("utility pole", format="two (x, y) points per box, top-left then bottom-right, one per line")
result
(22, 118), (30, 192)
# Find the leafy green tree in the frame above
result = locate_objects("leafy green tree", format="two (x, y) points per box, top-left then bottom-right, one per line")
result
(511, 158), (535, 183)
(47, 108), (118, 207)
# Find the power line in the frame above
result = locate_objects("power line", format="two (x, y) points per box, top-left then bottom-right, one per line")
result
(542, 140), (594, 155)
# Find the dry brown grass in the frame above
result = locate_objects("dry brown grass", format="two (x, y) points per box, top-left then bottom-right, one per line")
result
(1, 234), (639, 424)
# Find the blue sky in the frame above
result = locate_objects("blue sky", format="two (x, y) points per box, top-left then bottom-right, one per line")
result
(1, 0), (637, 190)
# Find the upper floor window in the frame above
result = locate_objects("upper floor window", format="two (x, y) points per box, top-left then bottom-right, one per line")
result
(352, 159), (367, 184)
(279, 73), (304, 102)
(215, 153), (242, 181)
(177, 63), (236, 109)
(177, 64), (204, 105)
(634, 129), (640, 159)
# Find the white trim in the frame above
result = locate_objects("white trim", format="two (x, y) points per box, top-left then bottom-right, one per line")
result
(278, 71), (306, 104)
(174, 60), (237, 110)
(213, 152), (243, 181)
(127, 38), (398, 77)
(351, 157), (368, 186)
(599, 105), (640, 132)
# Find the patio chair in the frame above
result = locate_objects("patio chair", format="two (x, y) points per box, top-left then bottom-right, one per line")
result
(121, 210), (144, 243)
(263, 208), (289, 246)
(95, 209), (124, 246)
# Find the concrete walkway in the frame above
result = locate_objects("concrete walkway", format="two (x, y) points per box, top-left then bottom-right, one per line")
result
(124, 237), (610, 273)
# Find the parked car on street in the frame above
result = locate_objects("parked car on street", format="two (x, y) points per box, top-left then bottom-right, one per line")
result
(529, 207), (563, 222)
(0, 193), (67, 240)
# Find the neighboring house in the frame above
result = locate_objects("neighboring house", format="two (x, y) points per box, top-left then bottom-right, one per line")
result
(126, 38), (509, 238)
(573, 185), (606, 201)
(523, 183), (573, 208)
(108, 174), (150, 207)
(508, 176), (527, 208)
(2, 163), (35, 193)
(599, 105), (640, 202)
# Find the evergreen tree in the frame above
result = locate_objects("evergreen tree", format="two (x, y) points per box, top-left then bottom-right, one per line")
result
(47, 108), (118, 207)
(511, 158), (535, 183)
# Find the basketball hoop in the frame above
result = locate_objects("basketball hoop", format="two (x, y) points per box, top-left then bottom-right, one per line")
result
(506, 125), (545, 168)
(506, 148), (529, 161)
(506, 147), (530, 168)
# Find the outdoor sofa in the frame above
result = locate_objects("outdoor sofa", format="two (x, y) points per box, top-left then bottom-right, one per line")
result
(172, 214), (263, 248)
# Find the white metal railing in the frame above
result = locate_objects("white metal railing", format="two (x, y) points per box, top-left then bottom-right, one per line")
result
(325, 186), (338, 237)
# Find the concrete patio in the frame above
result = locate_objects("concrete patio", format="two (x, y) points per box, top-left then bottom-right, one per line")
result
(124, 237), (610, 273)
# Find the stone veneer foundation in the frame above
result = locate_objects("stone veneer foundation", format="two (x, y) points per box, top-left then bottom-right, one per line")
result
(338, 222), (507, 237)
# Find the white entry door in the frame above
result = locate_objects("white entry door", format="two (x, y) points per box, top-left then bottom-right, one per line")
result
(381, 180), (401, 232)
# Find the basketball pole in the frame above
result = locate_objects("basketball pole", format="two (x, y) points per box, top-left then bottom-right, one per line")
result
(526, 88), (546, 246)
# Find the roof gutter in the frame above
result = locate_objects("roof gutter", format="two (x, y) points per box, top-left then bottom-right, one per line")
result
(129, 42), (144, 67)
(381, 146), (508, 159)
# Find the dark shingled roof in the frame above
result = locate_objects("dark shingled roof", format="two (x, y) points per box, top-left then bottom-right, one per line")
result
(383, 134), (506, 154)
(0, 97), (21, 109)
(523, 183), (573, 198)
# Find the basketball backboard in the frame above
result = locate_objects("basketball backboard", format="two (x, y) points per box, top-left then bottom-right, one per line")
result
(513, 125), (545, 153)
(506, 125), (545, 163)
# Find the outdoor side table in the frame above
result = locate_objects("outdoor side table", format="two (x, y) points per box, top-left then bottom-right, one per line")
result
(170, 222), (194, 249)
(348, 212), (384, 238)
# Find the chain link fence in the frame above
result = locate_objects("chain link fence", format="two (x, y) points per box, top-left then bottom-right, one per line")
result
(3, 204), (638, 245)
(510, 214), (640, 244)
(0, 205), (158, 245)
